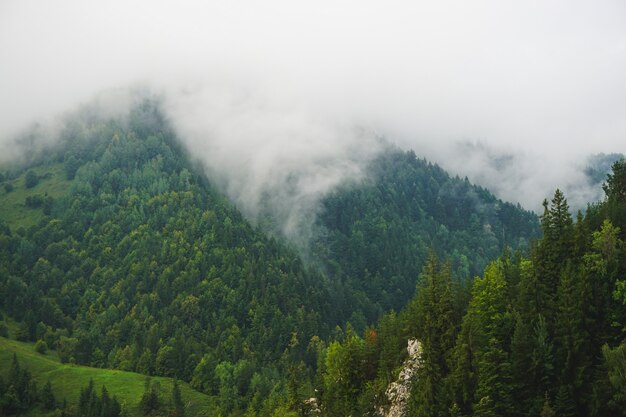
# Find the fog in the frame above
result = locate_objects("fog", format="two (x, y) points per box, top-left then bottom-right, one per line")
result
(1, 0), (625, 230)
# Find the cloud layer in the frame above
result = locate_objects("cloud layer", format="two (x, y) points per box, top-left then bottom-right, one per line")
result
(1, 0), (625, 219)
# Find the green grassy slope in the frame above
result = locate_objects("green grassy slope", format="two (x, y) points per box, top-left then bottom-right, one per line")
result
(0, 163), (73, 230)
(0, 336), (216, 416)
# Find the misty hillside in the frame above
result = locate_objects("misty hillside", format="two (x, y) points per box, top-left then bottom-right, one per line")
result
(0, 101), (542, 415)
(585, 152), (626, 185)
(312, 149), (539, 322)
(316, 166), (626, 417)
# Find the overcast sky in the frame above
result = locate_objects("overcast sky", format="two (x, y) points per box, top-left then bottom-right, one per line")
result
(1, 0), (625, 216)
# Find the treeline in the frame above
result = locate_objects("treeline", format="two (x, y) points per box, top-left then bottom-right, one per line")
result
(317, 160), (626, 417)
(0, 354), (189, 417)
(0, 354), (57, 416)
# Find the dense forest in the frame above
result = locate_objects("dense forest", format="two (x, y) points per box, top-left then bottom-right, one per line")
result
(312, 150), (538, 323)
(0, 101), (622, 416)
(317, 161), (626, 417)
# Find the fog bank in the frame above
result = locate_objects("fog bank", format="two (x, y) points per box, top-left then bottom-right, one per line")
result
(1, 0), (625, 224)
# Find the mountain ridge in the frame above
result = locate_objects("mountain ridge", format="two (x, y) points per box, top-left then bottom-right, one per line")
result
(0, 101), (542, 416)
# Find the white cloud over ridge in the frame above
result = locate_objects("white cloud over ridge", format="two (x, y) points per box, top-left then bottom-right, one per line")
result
(1, 0), (625, 221)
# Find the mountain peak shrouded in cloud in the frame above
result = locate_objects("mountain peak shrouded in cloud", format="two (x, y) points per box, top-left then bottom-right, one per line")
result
(1, 0), (625, 217)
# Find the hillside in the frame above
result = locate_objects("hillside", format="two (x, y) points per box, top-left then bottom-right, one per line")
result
(312, 149), (539, 322)
(317, 160), (626, 417)
(0, 100), (541, 416)
(0, 336), (215, 416)
(0, 163), (73, 230)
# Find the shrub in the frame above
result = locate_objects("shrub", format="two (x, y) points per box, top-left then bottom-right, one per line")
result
(25, 170), (39, 188)
(25, 195), (44, 208)
(35, 339), (48, 354)
(0, 321), (8, 337)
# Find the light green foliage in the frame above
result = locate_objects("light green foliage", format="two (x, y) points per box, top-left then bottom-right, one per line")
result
(34, 339), (47, 354)
(0, 163), (72, 230)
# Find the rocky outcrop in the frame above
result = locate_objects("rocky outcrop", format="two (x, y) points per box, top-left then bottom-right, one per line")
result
(304, 397), (321, 415)
(378, 339), (422, 417)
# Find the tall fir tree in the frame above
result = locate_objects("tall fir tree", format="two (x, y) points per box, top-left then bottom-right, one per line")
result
(409, 252), (458, 417)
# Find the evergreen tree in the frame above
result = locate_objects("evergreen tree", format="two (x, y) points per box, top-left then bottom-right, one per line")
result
(41, 380), (56, 410)
(535, 190), (574, 325)
(554, 264), (589, 417)
(171, 380), (185, 417)
(139, 379), (162, 416)
(409, 253), (457, 417)
(539, 393), (555, 417)
(472, 338), (514, 417)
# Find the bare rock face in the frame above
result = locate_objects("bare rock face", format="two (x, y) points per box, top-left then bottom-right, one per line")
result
(304, 397), (321, 416)
(378, 339), (422, 417)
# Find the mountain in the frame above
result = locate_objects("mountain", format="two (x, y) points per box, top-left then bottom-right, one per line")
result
(311, 149), (539, 324)
(0, 100), (540, 416)
(317, 160), (626, 417)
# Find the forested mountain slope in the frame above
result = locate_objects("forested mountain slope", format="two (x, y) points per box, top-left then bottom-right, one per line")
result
(313, 149), (539, 323)
(317, 160), (626, 417)
(0, 101), (540, 416)
(0, 103), (332, 415)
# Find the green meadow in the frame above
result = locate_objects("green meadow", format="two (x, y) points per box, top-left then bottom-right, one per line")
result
(0, 163), (73, 231)
(0, 336), (216, 416)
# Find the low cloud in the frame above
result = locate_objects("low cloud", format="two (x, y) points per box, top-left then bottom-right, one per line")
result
(1, 0), (625, 232)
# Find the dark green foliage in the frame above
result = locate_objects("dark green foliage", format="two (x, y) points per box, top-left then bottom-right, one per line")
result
(318, 163), (626, 417)
(539, 393), (555, 417)
(603, 159), (626, 203)
(24, 170), (38, 188)
(42, 194), (53, 214)
(41, 380), (56, 410)
(313, 150), (539, 321)
(78, 379), (122, 417)
(0, 102), (335, 415)
(408, 253), (457, 417)
(602, 343), (626, 416)
(139, 379), (162, 416)
(4, 183), (13, 193)
(10, 99), (625, 417)
(171, 380), (185, 417)
(64, 153), (81, 180)
(24, 194), (44, 208)
(0, 354), (63, 415)
(34, 339), (48, 354)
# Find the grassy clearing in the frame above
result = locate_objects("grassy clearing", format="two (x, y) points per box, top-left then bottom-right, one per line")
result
(0, 163), (73, 231)
(0, 336), (216, 416)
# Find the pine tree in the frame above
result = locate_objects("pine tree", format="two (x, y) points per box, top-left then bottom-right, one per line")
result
(450, 261), (514, 417)
(603, 159), (626, 204)
(535, 190), (574, 321)
(472, 337), (514, 417)
(539, 392), (555, 417)
(510, 313), (534, 415)
(41, 380), (56, 410)
(409, 253), (457, 417)
(554, 384), (576, 417)
(602, 160), (626, 236)
(554, 264), (589, 417)
(171, 380), (185, 417)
